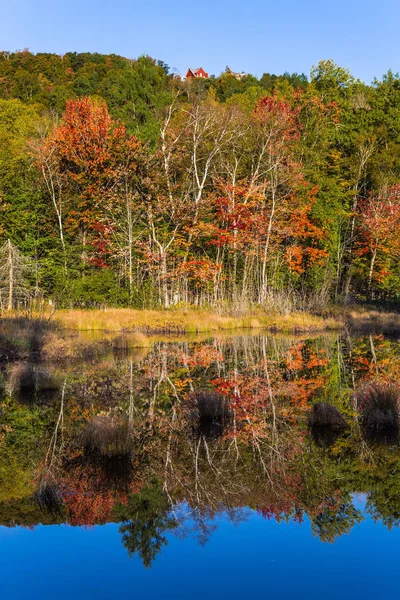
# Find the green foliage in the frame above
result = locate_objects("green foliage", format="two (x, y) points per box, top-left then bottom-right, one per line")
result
(0, 399), (50, 501)
(114, 479), (177, 567)
(311, 499), (364, 543)
(68, 271), (129, 307)
(0, 51), (173, 143)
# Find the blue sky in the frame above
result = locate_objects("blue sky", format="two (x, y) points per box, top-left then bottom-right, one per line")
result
(0, 0), (398, 83)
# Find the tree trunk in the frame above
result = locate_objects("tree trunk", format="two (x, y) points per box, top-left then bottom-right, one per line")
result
(160, 250), (169, 308)
(368, 247), (377, 297)
(7, 239), (13, 311)
(259, 192), (276, 304)
(127, 198), (133, 303)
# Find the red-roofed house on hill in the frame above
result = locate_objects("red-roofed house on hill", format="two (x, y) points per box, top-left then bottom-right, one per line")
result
(185, 67), (209, 79)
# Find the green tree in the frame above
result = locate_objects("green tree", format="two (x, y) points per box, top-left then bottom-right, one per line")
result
(114, 479), (177, 567)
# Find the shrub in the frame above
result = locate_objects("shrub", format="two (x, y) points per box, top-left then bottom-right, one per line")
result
(193, 390), (232, 424)
(308, 402), (346, 448)
(310, 426), (344, 448)
(68, 270), (129, 307)
(34, 479), (63, 514)
(189, 389), (232, 439)
(308, 402), (346, 429)
(10, 363), (60, 403)
(356, 382), (400, 433)
(83, 415), (133, 458)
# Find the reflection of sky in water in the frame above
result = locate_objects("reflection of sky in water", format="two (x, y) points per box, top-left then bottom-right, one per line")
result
(352, 492), (368, 511)
(0, 506), (399, 600)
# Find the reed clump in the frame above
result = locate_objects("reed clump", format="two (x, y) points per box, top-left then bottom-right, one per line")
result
(189, 389), (233, 439)
(356, 382), (400, 433)
(112, 333), (152, 351)
(42, 331), (109, 360)
(308, 402), (347, 429)
(308, 402), (347, 448)
(83, 415), (134, 458)
(34, 479), (64, 514)
(194, 390), (232, 423)
(10, 363), (60, 402)
(0, 332), (21, 361)
(346, 310), (400, 336)
(0, 317), (56, 361)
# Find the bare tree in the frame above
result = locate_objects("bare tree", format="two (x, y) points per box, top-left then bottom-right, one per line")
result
(30, 116), (68, 275)
(146, 95), (240, 306)
(0, 239), (31, 310)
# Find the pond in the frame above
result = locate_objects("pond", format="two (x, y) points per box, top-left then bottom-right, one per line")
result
(1, 331), (400, 599)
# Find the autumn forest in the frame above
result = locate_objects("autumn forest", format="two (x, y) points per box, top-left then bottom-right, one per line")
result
(1, 50), (400, 310)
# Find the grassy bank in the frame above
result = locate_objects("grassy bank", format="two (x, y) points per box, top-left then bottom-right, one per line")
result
(344, 309), (400, 334)
(53, 308), (342, 334)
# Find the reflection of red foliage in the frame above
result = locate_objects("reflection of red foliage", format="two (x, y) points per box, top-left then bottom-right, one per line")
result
(257, 469), (304, 523)
(211, 341), (329, 418)
(65, 488), (117, 527)
(180, 345), (224, 368)
(59, 460), (140, 527)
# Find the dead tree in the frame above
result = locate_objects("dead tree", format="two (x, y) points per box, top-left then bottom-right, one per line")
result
(0, 239), (31, 310)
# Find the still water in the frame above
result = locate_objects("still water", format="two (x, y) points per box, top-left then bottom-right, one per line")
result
(1, 331), (400, 599)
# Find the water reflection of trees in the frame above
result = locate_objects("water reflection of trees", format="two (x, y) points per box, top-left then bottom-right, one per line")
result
(2, 333), (400, 565)
(114, 479), (178, 568)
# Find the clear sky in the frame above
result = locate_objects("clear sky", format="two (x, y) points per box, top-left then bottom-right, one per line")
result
(1, 0), (398, 83)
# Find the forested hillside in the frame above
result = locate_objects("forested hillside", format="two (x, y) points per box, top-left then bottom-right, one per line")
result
(1, 49), (400, 309)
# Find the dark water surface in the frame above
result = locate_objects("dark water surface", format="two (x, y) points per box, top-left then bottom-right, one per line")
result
(1, 331), (400, 599)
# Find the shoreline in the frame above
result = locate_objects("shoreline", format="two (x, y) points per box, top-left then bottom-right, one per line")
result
(2, 306), (400, 336)
(50, 307), (400, 335)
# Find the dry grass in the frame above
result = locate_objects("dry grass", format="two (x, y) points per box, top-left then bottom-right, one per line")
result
(356, 382), (400, 431)
(345, 309), (400, 335)
(5, 306), (400, 363)
(41, 329), (153, 360)
(83, 415), (134, 458)
(52, 308), (341, 334)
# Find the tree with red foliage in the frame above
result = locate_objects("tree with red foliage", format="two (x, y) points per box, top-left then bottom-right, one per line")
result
(357, 186), (400, 295)
(207, 95), (327, 303)
(42, 97), (142, 276)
